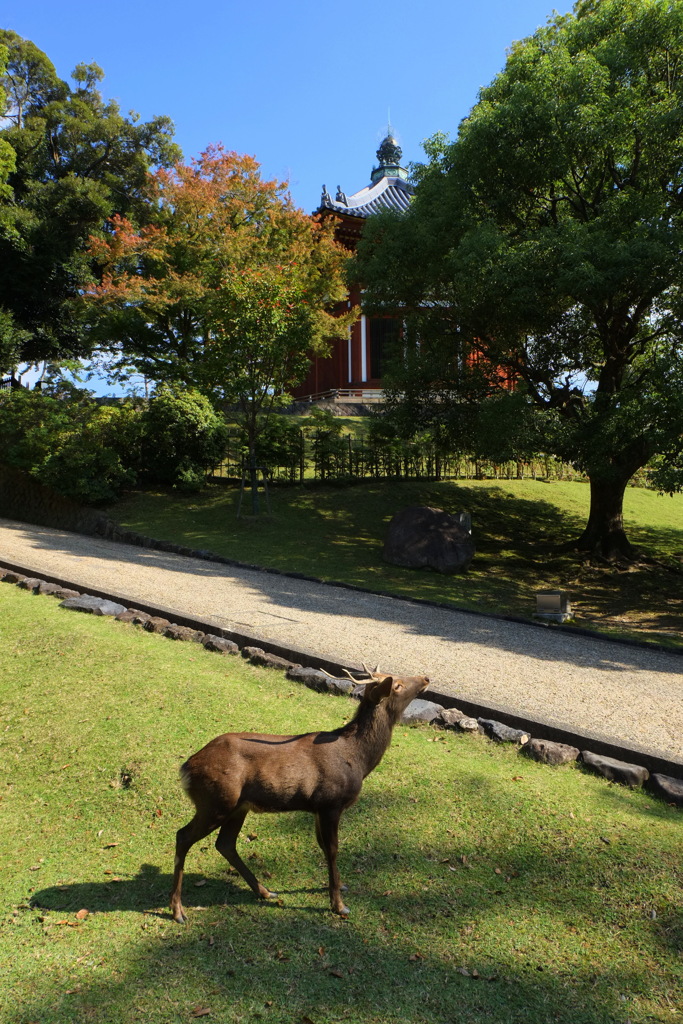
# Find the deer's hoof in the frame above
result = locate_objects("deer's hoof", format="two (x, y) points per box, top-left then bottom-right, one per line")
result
(171, 907), (187, 924)
(336, 904), (350, 918)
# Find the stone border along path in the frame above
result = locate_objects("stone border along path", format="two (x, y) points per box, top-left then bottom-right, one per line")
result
(2, 565), (682, 808)
(0, 517), (681, 797)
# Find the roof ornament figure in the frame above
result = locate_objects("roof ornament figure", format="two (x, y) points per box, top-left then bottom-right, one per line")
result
(321, 184), (332, 206)
(335, 185), (348, 204)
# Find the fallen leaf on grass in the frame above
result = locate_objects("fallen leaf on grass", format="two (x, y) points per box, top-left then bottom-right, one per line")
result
(600, 836), (611, 845)
(75, 909), (89, 920)
(103, 843), (119, 849)
(457, 967), (471, 977)
(329, 969), (344, 978)
(190, 1008), (211, 1018)
(194, 879), (207, 887)
(408, 952), (424, 961)
(301, 1017), (316, 1024)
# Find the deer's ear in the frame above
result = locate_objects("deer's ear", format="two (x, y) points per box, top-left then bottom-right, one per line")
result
(391, 680), (405, 695)
(367, 676), (394, 704)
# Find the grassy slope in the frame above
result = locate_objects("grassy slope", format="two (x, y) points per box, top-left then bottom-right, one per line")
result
(108, 478), (683, 646)
(1, 585), (681, 1024)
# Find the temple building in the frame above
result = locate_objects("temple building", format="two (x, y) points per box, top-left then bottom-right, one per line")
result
(291, 129), (414, 402)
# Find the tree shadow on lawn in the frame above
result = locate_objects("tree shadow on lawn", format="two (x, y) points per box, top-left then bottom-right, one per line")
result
(3, 500), (682, 675)
(24, 796), (680, 1024)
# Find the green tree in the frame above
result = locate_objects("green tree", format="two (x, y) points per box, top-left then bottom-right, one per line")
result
(0, 41), (19, 375)
(0, 31), (179, 372)
(357, 0), (683, 559)
(0, 42), (15, 197)
(87, 146), (352, 512)
(140, 385), (229, 491)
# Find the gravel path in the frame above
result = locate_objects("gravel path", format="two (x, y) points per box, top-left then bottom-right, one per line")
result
(1, 516), (682, 766)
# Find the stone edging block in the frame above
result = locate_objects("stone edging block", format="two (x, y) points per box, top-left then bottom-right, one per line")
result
(524, 738), (580, 766)
(580, 751), (650, 788)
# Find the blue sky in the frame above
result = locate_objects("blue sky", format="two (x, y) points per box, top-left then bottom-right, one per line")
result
(8, 0), (573, 213)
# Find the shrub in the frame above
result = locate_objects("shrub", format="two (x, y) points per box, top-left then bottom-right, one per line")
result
(140, 385), (228, 489)
(0, 388), (143, 503)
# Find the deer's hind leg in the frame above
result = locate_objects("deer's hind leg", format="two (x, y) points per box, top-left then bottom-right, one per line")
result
(170, 811), (220, 924)
(215, 807), (276, 900)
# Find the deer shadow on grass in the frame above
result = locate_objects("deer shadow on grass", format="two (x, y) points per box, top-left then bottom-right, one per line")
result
(31, 862), (332, 920)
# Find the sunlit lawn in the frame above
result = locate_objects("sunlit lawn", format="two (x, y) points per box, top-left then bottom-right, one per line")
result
(108, 478), (683, 647)
(1, 584), (681, 1024)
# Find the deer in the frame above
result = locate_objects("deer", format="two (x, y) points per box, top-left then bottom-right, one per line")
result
(170, 669), (429, 922)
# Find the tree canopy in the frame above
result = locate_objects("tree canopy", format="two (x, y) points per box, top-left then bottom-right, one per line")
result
(0, 30), (179, 373)
(86, 146), (352, 510)
(357, 0), (683, 558)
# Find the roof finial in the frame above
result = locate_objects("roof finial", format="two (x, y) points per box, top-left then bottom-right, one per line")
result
(371, 120), (408, 183)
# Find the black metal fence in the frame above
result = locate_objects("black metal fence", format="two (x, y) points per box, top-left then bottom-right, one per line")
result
(211, 425), (589, 486)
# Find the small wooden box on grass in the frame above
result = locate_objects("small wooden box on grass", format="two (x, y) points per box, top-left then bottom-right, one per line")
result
(534, 590), (572, 623)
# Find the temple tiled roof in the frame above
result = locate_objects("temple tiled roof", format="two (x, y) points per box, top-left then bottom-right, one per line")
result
(319, 175), (414, 219)
(318, 127), (414, 219)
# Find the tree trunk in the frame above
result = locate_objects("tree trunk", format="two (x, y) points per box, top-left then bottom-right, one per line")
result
(248, 446), (260, 516)
(576, 474), (634, 560)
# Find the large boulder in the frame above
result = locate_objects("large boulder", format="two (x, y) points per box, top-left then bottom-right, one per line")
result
(383, 506), (475, 574)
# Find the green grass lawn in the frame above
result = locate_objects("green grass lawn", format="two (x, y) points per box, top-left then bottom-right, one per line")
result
(108, 478), (683, 647)
(1, 585), (681, 1024)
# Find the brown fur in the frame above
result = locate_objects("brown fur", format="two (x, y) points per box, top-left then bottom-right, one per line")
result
(170, 672), (429, 921)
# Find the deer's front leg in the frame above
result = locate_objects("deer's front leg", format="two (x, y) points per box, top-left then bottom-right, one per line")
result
(316, 809), (349, 917)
